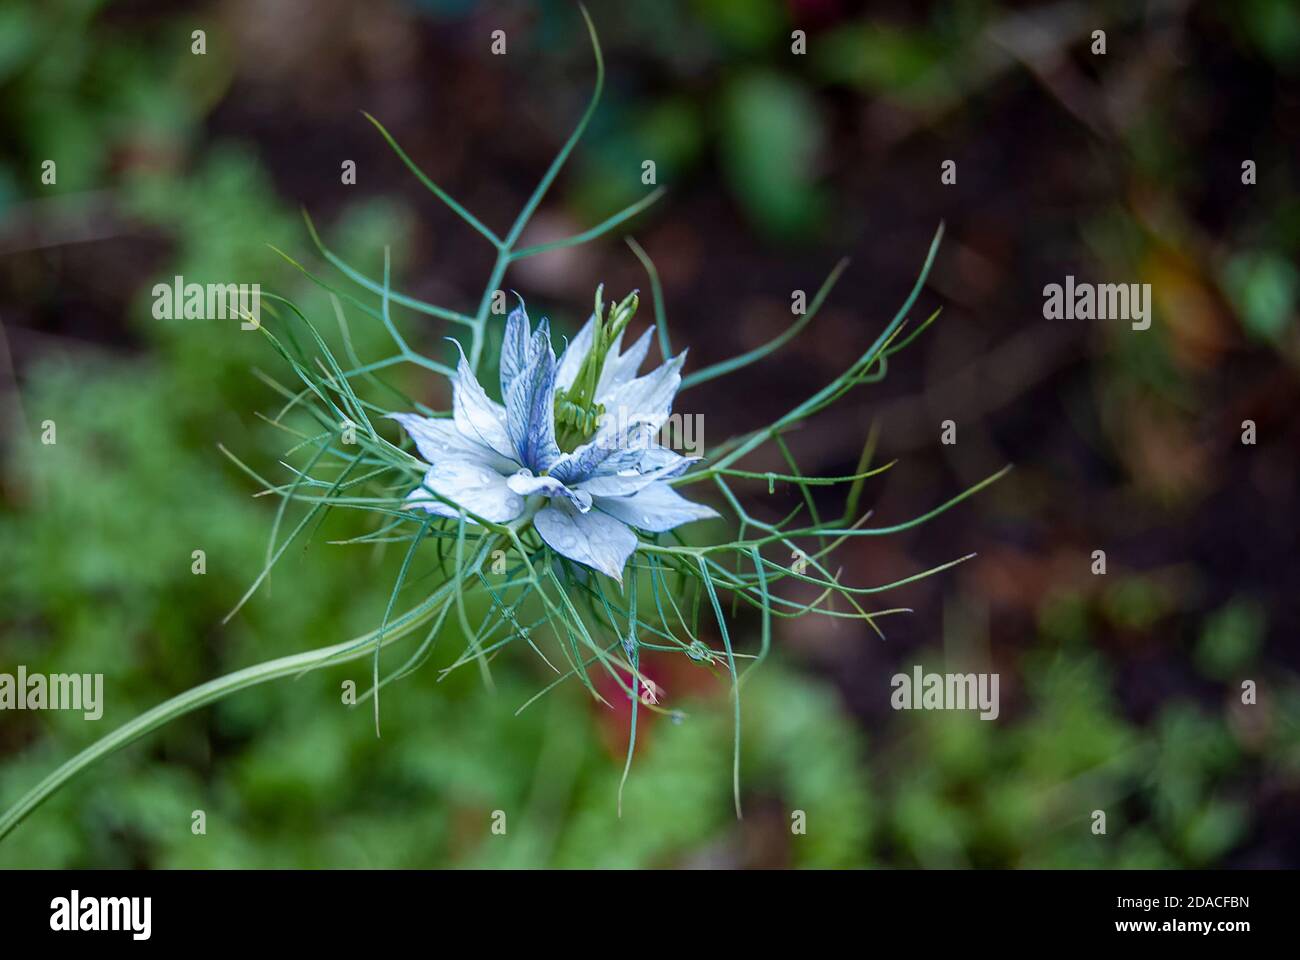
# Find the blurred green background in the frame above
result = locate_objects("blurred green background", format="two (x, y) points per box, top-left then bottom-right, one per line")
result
(1, 0), (1298, 868)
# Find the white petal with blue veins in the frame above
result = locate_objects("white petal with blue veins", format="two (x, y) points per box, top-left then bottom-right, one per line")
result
(596, 351), (685, 441)
(534, 499), (637, 583)
(505, 471), (593, 511)
(452, 349), (516, 461)
(503, 345), (560, 472)
(594, 481), (718, 533)
(405, 461), (525, 524)
(596, 327), (653, 400)
(576, 456), (698, 498)
(388, 413), (511, 470)
(554, 316), (595, 392)
(498, 302), (532, 399)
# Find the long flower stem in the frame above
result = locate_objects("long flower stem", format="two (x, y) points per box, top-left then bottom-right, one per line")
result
(0, 540), (496, 843)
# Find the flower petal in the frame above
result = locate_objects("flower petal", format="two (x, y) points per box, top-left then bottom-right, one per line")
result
(596, 327), (653, 399)
(503, 342), (560, 472)
(527, 316), (551, 366)
(548, 419), (654, 485)
(452, 345), (515, 461)
(597, 350), (686, 440)
(406, 461), (524, 524)
(591, 437), (696, 485)
(388, 413), (507, 468)
(505, 470), (593, 512)
(498, 300), (532, 399)
(576, 456), (698, 498)
(534, 499), (637, 583)
(594, 481), (718, 533)
(555, 316), (594, 392)
(631, 443), (697, 478)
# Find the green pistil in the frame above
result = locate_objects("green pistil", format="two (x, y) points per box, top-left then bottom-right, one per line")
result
(554, 284), (638, 452)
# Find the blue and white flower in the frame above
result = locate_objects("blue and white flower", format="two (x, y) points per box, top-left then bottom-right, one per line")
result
(390, 297), (717, 582)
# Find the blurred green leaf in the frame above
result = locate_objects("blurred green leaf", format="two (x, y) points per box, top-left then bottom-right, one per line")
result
(813, 23), (948, 100)
(1222, 251), (1297, 343)
(719, 70), (826, 239)
(1196, 597), (1265, 679)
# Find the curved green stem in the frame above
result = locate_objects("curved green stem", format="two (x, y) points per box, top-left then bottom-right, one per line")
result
(0, 544), (495, 843)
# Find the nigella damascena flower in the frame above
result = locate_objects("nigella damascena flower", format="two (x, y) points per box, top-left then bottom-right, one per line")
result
(390, 294), (717, 582)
